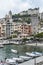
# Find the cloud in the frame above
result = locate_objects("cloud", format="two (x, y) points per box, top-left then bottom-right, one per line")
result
(0, 0), (15, 18)
(0, 0), (31, 18)
(0, 0), (43, 18)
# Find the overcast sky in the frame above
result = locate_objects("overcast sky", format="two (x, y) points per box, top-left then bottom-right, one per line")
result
(0, 0), (43, 18)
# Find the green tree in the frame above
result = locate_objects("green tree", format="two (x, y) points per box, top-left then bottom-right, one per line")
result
(35, 32), (43, 38)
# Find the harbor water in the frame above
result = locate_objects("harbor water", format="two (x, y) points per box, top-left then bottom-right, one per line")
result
(0, 44), (43, 61)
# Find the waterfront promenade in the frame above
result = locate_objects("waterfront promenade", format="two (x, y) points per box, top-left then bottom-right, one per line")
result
(0, 39), (43, 46)
(19, 56), (43, 65)
(26, 42), (43, 47)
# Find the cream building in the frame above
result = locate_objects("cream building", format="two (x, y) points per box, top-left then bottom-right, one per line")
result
(28, 8), (39, 15)
(20, 8), (39, 16)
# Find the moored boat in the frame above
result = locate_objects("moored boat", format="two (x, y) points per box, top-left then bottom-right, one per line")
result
(11, 49), (18, 54)
(25, 52), (39, 57)
(19, 56), (32, 61)
(32, 52), (42, 56)
(0, 44), (4, 48)
(6, 59), (16, 65)
(13, 57), (24, 63)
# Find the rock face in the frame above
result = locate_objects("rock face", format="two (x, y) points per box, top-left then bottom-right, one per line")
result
(30, 15), (40, 34)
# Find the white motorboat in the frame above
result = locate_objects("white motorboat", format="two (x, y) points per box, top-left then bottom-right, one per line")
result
(32, 52), (42, 56)
(6, 59), (16, 65)
(25, 52), (38, 57)
(19, 56), (32, 61)
(11, 49), (18, 54)
(13, 57), (24, 63)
